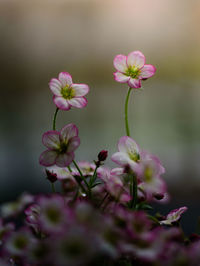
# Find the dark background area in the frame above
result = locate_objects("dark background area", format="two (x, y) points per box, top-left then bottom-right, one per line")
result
(1, 0), (200, 235)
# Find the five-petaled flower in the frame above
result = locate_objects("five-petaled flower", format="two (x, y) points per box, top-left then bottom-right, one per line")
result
(39, 123), (80, 167)
(113, 51), (156, 88)
(49, 72), (89, 110)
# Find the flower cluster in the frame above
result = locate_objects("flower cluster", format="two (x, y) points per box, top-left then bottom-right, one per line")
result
(1, 51), (198, 265)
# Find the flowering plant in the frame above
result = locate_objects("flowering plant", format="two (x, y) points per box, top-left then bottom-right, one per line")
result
(0, 51), (199, 266)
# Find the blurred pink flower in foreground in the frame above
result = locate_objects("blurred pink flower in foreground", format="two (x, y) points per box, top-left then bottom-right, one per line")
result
(160, 207), (188, 225)
(39, 123), (80, 167)
(113, 51), (156, 88)
(49, 72), (89, 110)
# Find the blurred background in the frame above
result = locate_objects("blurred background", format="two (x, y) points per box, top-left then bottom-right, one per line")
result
(1, 0), (200, 234)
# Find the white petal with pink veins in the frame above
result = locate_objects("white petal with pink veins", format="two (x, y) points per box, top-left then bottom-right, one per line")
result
(127, 51), (145, 69)
(42, 131), (60, 149)
(68, 97), (87, 108)
(56, 153), (74, 167)
(113, 54), (128, 73)
(53, 96), (71, 111)
(71, 84), (89, 96)
(113, 72), (130, 83)
(140, 64), (156, 78)
(49, 79), (62, 96)
(60, 123), (79, 141)
(67, 136), (80, 152)
(58, 72), (73, 87)
(111, 152), (131, 166)
(128, 78), (141, 88)
(118, 136), (140, 155)
(39, 150), (57, 166)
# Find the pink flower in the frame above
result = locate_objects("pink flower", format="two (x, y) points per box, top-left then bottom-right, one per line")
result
(135, 151), (167, 201)
(49, 72), (89, 110)
(113, 51), (156, 88)
(111, 136), (140, 171)
(39, 123), (80, 167)
(160, 207), (188, 225)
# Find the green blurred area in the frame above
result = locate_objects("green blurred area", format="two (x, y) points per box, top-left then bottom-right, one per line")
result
(0, 0), (200, 206)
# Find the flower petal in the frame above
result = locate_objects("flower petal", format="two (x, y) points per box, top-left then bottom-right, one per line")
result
(140, 64), (156, 79)
(113, 54), (128, 72)
(39, 150), (57, 166)
(55, 153), (74, 167)
(67, 136), (80, 152)
(71, 84), (89, 96)
(111, 151), (131, 166)
(42, 131), (60, 149)
(53, 96), (71, 111)
(58, 72), (73, 87)
(49, 78), (62, 96)
(68, 97), (88, 108)
(127, 51), (145, 69)
(118, 136), (140, 155)
(113, 72), (130, 83)
(60, 123), (79, 141)
(46, 165), (72, 180)
(128, 78), (141, 88)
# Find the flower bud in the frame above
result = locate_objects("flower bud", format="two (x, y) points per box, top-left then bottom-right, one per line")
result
(46, 170), (57, 183)
(98, 150), (108, 162)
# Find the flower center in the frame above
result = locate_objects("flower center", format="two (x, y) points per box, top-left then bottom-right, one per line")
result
(61, 85), (75, 100)
(144, 166), (153, 182)
(125, 66), (141, 79)
(57, 142), (68, 154)
(128, 152), (140, 162)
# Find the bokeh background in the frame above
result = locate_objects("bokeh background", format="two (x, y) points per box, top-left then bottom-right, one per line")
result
(1, 0), (200, 234)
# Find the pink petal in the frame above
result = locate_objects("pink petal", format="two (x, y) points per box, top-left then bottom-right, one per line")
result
(140, 64), (156, 79)
(49, 78), (62, 96)
(55, 153), (74, 167)
(39, 150), (57, 166)
(128, 78), (141, 88)
(60, 123), (79, 141)
(67, 136), (80, 152)
(53, 96), (71, 110)
(46, 165), (72, 180)
(113, 54), (128, 72)
(118, 136), (140, 155)
(127, 51), (145, 69)
(42, 131), (60, 149)
(58, 72), (73, 87)
(111, 152), (131, 166)
(68, 97), (87, 108)
(71, 84), (89, 96)
(113, 72), (130, 83)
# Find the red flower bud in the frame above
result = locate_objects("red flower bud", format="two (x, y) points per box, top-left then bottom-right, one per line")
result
(98, 150), (108, 162)
(46, 170), (57, 183)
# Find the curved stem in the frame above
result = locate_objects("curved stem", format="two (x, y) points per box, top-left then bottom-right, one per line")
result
(125, 87), (132, 137)
(73, 160), (90, 191)
(53, 108), (59, 130)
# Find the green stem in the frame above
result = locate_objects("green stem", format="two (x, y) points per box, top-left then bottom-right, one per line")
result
(130, 174), (137, 209)
(53, 108), (59, 130)
(67, 166), (72, 172)
(73, 160), (90, 191)
(125, 87), (132, 137)
(73, 176), (88, 194)
(51, 183), (56, 193)
(89, 165), (98, 187)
